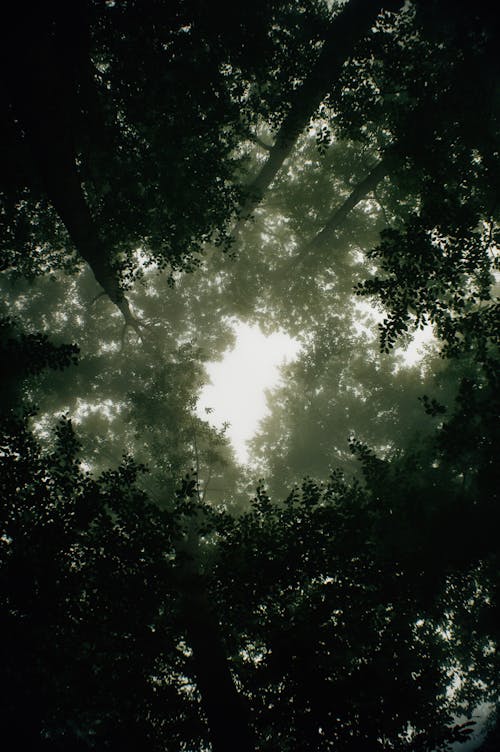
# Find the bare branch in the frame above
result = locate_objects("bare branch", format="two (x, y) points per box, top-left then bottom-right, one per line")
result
(191, 421), (202, 503)
(119, 322), (128, 352)
(306, 156), (393, 254)
(373, 186), (391, 226)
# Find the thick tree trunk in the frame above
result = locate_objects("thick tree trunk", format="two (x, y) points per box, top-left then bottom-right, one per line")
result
(2, 5), (136, 324)
(235, 0), (402, 233)
(175, 513), (255, 752)
(181, 575), (256, 752)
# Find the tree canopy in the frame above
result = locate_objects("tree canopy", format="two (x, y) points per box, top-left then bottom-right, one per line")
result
(1, 1), (499, 750)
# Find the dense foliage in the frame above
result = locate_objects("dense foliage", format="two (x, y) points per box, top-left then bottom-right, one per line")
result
(1, 1), (498, 750)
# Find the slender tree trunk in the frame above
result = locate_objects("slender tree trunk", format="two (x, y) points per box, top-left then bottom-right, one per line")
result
(235, 0), (402, 233)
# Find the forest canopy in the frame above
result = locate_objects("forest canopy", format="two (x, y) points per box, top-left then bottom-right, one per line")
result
(1, 1), (499, 750)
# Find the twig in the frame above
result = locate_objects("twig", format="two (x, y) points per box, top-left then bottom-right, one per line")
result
(192, 420), (202, 503)
(117, 297), (150, 346)
(373, 186), (391, 226)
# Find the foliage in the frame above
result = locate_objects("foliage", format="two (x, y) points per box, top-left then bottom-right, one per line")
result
(212, 373), (499, 750)
(0, 317), (79, 415)
(1, 0), (328, 289)
(0, 413), (212, 750)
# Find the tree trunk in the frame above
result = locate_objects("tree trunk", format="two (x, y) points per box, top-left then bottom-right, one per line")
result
(176, 513), (255, 752)
(2, 4), (134, 321)
(181, 575), (256, 752)
(235, 0), (402, 233)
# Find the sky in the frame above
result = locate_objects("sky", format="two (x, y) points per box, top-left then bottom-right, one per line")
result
(197, 321), (301, 464)
(197, 318), (435, 465)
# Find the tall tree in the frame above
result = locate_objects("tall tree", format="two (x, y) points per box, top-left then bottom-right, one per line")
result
(1, 0), (326, 322)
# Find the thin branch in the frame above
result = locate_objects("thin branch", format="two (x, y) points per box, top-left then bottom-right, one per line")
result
(117, 298), (150, 349)
(201, 466), (213, 504)
(192, 421), (202, 503)
(248, 133), (273, 152)
(306, 156), (393, 254)
(120, 322), (128, 352)
(373, 186), (391, 226)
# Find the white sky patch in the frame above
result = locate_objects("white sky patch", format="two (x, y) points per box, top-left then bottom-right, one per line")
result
(397, 324), (436, 367)
(197, 322), (301, 464)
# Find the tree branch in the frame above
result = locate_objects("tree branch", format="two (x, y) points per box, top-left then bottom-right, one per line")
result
(201, 465), (213, 503)
(118, 301), (148, 349)
(233, 0), (402, 239)
(191, 422), (202, 504)
(306, 155), (394, 254)
(90, 291), (107, 306)
(247, 133), (273, 152)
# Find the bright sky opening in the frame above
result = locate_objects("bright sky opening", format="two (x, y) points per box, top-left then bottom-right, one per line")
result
(398, 324), (436, 367)
(197, 317), (435, 465)
(197, 322), (301, 464)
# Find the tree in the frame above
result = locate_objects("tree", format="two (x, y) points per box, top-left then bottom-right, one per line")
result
(1, 0), (326, 324)
(211, 343), (499, 750)
(250, 315), (452, 499)
(0, 328), (257, 751)
(3, 355), (496, 750)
